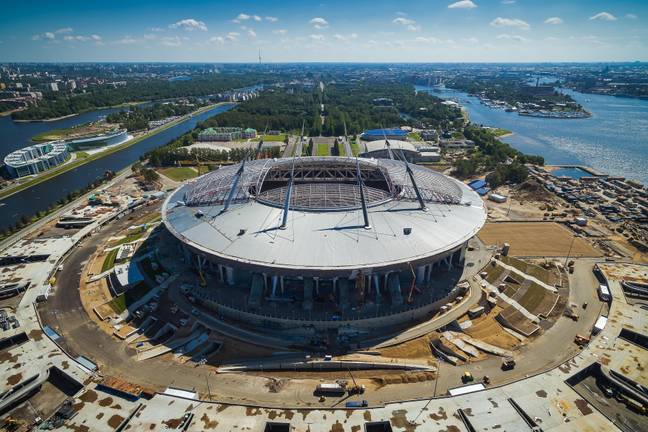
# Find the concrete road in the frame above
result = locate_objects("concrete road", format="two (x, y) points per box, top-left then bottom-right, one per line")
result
(433, 258), (605, 395)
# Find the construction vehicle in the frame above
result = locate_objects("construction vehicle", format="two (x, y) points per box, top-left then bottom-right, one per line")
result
(346, 368), (365, 395)
(345, 400), (368, 408)
(462, 371), (474, 383)
(501, 357), (516, 371)
(574, 334), (590, 346)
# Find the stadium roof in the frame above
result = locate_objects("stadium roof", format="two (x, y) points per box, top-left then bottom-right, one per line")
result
(163, 157), (486, 274)
(362, 128), (408, 137)
(362, 139), (418, 154)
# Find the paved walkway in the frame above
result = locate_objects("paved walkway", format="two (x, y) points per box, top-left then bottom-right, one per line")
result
(494, 258), (558, 293)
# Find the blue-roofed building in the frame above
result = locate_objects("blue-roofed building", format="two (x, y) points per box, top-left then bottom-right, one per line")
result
(360, 128), (408, 141)
(467, 179), (487, 190)
(475, 187), (491, 196)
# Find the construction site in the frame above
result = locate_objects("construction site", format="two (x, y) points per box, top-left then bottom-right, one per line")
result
(0, 155), (647, 431)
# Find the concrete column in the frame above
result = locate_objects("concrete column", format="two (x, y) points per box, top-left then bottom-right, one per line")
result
(314, 277), (320, 295)
(196, 255), (202, 272)
(218, 265), (224, 282)
(416, 266), (426, 285)
(333, 277), (338, 301)
(459, 244), (467, 262)
(225, 266), (234, 285)
(271, 275), (278, 298)
(280, 276), (285, 294)
(374, 275), (382, 305)
(445, 255), (453, 270)
(182, 245), (192, 264)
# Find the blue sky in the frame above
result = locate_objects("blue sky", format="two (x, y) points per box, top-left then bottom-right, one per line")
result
(1, 0), (646, 62)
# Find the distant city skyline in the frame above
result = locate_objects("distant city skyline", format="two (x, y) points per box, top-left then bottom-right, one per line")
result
(1, 0), (647, 62)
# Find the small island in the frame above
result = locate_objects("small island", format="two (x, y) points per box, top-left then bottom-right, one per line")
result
(446, 77), (591, 119)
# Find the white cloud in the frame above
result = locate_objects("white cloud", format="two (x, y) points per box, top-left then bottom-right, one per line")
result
(117, 36), (137, 44)
(169, 18), (207, 31)
(448, 1), (477, 9)
(150, 27), (164, 32)
(143, 34), (157, 40)
(247, 29), (257, 37)
(55, 27), (73, 34)
(237, 13), (251, 21)
(253, 15), (262, 22)
(395, 11), (408, 17)
(273, 29), (287, 35)
(415, 36), (441, 44)
(209, 36), (225, 45)
(309, 34), (325, 41)
(393, 17), (415, 25)
(496, 33), (528, 42)
(309, 17), (329, 29)
(463, 37), (479, 44)
(590, 12), (617, 21)
(393, 17), (420, 31)
(161, 36), (182, 46)
(265, 16), (278, 22)
(490, 17), (530, 30)
(226, 32), (240, 41)
(544, 17), (563, 25)
(626, 14), (638, 19)
(501, 0), (515, 4)
(63, 34), (101, 42)
(333, 33), (358, 41)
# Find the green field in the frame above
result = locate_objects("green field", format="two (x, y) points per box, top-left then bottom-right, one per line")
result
(260, 134), (286, 142)
(316, 143), (330, 156)
(107, 281), (151, 314)
(407, 132), (421, 141)
(109, 231), (145, 247)
(491, 128), (512, 137)
(350, 140), (360, 156)
(101, 249), (118, 273)
(159, 166), (199, 182)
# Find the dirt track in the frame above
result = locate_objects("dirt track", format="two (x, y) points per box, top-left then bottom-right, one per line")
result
(478, 222), (602, 257)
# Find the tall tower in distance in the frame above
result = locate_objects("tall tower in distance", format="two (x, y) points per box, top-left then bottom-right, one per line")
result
(258, 48), (262, 65)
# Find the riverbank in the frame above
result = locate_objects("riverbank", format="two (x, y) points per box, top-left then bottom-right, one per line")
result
(11, 101), (145, 123)
(418, 85), (648, 185)
(0, 102), (227, 200)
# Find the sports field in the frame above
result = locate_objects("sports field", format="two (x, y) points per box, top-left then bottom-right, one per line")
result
(478, 222), (602, 257)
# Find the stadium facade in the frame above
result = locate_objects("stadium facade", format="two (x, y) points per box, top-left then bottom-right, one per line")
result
(65, 128), (128, 150)
(4, 141), (69, 178)
(162, 157), (486, 332)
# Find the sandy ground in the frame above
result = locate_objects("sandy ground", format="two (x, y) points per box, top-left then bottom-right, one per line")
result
(478, 221), (603, 257)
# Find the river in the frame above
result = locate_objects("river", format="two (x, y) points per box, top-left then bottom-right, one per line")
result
(417, 85), (648, 185)
(0, 103), (235, 231)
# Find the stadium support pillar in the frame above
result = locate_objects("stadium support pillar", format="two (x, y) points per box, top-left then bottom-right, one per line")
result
(280, 276), (285, 294)
(460, 244), (467, 262)
(218, 265), (224, 282)
(271, 275), (278, 298)
(182, 245), (192, 264)
(225, 266), (235, 286)
(314, 277), (320, 295)
(425, 264), (432, 283)
(416, 266), (426, 286)
(445, 255), (453, 271)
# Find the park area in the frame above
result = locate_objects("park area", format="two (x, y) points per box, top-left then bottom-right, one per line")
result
(478, 222), (602, 257)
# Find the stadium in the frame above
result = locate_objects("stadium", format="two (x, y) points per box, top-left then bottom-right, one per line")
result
(162, 156), (486, 338)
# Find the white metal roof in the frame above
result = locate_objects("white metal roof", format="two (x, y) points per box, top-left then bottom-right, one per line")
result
(363, 139), (417, 154)
(162, 157), (486, 272)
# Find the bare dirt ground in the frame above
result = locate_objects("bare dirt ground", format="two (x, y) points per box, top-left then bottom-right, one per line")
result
(478, 222), (602, 257)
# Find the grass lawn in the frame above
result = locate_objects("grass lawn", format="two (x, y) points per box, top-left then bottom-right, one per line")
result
(109, 231), (145, 247)
(260, 134), (286, 142)
(75, 151), (90, 160)
(451, 131), (465, 139)
(107, 281), (151, 314)
(350, 140), (360, 156)
(517, 282), (548, 313)
(407, 132), (422, 141)
(158, 166), (199, 182)
(101, 249), (118, 273)
(492, 128), (512, 137)
(316, 143), (330, 156)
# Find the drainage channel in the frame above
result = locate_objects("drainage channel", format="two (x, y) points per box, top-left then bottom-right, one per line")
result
(507, 398), (543, 432)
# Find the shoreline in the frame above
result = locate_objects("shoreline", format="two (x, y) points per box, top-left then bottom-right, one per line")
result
(0, 102), (229, 201)
(9, 101), (147, 123)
